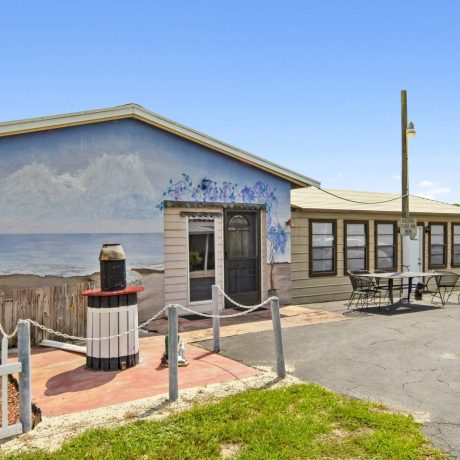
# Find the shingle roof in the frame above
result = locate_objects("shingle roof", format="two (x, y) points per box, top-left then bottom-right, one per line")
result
(291, 188), (460, 216)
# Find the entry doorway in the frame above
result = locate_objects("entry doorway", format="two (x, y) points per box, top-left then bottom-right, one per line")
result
(224, 210), (261, 306)
(402, 225), (424, 289)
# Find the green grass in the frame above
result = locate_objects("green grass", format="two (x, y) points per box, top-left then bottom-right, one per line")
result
(4, 384), (445, 460)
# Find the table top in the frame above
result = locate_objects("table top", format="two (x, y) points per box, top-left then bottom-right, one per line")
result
(355, 271), (440, 279)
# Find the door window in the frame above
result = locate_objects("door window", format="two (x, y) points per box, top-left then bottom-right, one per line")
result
(188, 219), (215, 302)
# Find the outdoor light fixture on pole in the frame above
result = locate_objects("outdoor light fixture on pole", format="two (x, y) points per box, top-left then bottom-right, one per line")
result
(401, 89), (416, 224)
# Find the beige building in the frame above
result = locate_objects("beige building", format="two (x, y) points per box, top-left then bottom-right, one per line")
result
(291, 188), (460, 305)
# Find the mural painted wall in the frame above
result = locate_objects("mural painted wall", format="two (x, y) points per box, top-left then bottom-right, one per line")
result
(0, 119), (292, 277)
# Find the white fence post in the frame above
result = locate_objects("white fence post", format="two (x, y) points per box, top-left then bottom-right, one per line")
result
(168, 306), (179, 401)
(1, 335), (8, 429)
(212, 285), (221, 353)
(18, 320), (32, 432)
(270, 298), (286, 378)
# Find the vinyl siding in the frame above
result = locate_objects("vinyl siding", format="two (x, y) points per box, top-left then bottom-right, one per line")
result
(291, 209), (460, 305)
(163, 206), (225, 313)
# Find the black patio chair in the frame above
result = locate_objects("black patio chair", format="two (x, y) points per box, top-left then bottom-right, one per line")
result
(347, 274), (381, 311)
(425, 270), (460, 306)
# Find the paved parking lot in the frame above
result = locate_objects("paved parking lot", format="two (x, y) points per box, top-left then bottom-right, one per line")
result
(201, 301), (460, 458)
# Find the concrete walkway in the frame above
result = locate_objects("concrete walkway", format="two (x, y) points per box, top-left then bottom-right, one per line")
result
(200, 300), (460, 458)
(7, 303), (345, 418)
(147, 304), (347, 342)
(20, 336), (259, 417)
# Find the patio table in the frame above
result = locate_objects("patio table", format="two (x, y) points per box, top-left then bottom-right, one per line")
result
(357, 271), (441, 306)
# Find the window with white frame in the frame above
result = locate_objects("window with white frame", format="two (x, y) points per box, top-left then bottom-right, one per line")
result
(188, 219), (215, 302)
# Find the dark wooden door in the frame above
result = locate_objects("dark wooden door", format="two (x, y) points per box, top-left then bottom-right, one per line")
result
(224, 210), (261, 306)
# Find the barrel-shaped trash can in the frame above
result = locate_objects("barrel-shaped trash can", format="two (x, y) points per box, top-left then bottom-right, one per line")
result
(82, 244), (143, 371)
(84, 287), (143, 371)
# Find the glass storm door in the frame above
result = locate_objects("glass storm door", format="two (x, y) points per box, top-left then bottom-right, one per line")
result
(224, 210), (261, 306)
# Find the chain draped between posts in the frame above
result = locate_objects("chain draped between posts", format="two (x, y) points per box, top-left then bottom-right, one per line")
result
(0, 285), (286, 405)
(0, 286), (277, 343)
(0, 323), (18, 340)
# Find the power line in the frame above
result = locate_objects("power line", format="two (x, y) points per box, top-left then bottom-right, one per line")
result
(313, 187), (408, 205)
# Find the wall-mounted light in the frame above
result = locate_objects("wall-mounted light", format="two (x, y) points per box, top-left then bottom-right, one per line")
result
(424, 225), (430, 234)
(285, 218), (294, 228)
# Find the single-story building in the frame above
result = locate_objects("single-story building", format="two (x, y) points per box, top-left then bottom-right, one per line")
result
(290, 187), (460, 305)
(0, 104), (319, 321)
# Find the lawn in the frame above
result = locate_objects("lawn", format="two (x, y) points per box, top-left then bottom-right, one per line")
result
(4, 383), (445, 459)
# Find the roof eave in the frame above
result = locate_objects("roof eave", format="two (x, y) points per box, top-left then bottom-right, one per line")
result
(291, 206), (460, 217)
(0, 103), (320, 189)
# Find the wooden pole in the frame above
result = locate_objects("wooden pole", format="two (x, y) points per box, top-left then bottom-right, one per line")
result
(1, 336), (8, 428)
(168, 306), (179, 401)
(18, 320), (32, 432)
(401, 89), (409, 221)
(212, 285), (220, 353)
(270, 298), (286, 378)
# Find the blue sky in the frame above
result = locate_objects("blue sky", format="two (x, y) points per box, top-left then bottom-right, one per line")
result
(1, 1), (459, 203)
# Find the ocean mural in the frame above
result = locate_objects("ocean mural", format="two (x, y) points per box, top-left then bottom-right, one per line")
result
(0, 118), (292, 276)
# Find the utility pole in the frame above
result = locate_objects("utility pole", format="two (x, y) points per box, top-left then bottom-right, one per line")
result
(401, 89), (409, 221)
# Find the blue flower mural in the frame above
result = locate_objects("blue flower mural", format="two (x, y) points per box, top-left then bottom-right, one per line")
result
(157, 175), (288, 256)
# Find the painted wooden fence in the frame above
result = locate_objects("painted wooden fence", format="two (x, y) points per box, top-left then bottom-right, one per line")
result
(0, 283), (90, 346)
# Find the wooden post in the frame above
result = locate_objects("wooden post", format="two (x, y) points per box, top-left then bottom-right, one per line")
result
(168, 306), (179, 401)
(18, 320), (32, 432)
(270, 298), (286, 378)
(212, 285), (220, 353)
(401, 89), (409, 221)
(1, 335), (8, 428)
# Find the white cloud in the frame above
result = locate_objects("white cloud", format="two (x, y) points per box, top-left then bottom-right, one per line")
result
(0, 154), (160, 232)
(418, 180), (435, 188)
(415, 186), (450, 200)
(392, 174), (401, 181)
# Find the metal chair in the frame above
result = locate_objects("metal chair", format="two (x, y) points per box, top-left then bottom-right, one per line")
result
(347, 274), (381, 310)
(426, 270), (460, 306)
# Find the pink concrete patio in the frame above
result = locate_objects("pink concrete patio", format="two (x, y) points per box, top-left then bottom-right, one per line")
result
(18, 335), (259, 417)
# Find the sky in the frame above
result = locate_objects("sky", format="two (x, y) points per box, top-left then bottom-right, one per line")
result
(1, 1), (459, 203)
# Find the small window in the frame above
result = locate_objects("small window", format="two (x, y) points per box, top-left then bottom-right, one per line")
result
(227, 215), (249, 228)
(429, 223), (446, 268)
(310, 220), (336, 276)
(345, 222), (368, 271)
(188, 219), (215, 302)
(375, 222), (397, 270)
(453, 224), (460, 267)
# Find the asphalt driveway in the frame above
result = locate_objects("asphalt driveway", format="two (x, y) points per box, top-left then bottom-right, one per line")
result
(200, 301), (460, 458)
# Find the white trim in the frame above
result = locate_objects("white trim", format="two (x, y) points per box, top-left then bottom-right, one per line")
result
(0, 104), (320, 188)
(186, 216), (218, 310)
(0, 362), (22, 376)
(0, 423), (23, 440)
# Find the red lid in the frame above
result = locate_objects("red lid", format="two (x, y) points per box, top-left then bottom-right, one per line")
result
(82, 286), (144, 297)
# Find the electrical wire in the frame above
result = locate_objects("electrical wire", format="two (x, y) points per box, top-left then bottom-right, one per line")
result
(312, 186), (408, 205)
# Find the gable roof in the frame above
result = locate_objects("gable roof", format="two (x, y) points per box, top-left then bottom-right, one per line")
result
(291, 187), (460, 216)
(0, 103), (320, 188)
